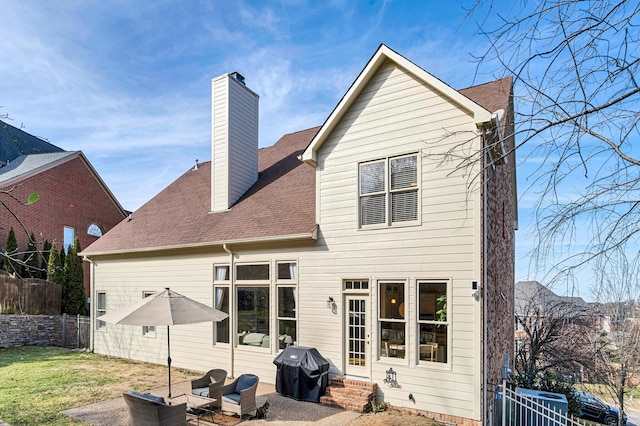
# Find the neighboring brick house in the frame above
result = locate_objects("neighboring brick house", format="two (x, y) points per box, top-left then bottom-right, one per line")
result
(83, 44), (517, 424)
(0, 120), (127, 307)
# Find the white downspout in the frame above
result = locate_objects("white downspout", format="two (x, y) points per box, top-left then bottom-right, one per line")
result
(482, 133), (489, 423)
(223, 243), (235, 378)
(83, 255), (95, 353)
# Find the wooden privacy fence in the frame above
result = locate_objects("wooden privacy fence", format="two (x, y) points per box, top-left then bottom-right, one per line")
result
(0, 272), (61, 314)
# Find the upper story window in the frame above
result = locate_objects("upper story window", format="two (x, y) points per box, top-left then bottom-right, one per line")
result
(63, 226), (75, 253)
(359, 154), (419, 227)
(87, 223), (103, 237)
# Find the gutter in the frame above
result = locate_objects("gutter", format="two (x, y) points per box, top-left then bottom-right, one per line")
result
(80, 227), (318, 258)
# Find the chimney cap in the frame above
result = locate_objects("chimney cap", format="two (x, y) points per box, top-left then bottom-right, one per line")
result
(230, 72), (245, 85)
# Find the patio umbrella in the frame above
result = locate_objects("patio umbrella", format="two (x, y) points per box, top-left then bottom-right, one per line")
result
(98, 287), (228, 397)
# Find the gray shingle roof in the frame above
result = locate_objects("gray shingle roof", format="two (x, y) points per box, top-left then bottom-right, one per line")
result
(0, 152), (78, 185)
(0, 120), (64, 164)
(83, 76), (512, 256)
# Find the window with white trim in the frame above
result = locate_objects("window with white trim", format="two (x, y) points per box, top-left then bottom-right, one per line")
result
(418, 281), (448, 363)
(87, 223), (103, 237)
(96, 292), (106, 330)
(214, 265), (230, 282)
(359, 154), (418, 227)
(379, 282), (406, 359)
(236, 263), (270, 348)
(142, 291), (156, 337)
(214, 286), (229, 343)
(63, 226), (75, 253)
(276, 261), (297, 349)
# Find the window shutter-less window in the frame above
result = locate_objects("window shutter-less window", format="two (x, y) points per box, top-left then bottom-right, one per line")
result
(390, 155), (418, 222)
(360, 161), (386, 225)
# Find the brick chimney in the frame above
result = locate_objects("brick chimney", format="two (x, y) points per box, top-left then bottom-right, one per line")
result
(211, 72), (259, 212)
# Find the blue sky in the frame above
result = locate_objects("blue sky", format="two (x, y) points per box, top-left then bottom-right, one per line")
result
(0, 1), (574, 297)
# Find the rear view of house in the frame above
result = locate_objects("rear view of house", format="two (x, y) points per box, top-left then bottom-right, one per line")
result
(83, 44), (516, 425)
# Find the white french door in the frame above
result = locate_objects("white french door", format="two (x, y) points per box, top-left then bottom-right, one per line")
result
(344, 295), (370, 378)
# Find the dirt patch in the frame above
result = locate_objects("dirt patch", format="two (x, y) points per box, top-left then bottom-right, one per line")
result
(348, 408), (445, 426)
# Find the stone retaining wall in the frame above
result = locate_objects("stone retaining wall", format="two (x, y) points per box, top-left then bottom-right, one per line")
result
(0, 314), (88, 348)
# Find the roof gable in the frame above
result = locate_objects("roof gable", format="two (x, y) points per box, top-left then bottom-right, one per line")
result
(301, 44), (494, 165)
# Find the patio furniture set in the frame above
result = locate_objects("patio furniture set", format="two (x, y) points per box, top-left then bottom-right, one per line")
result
(122, 369), (259, 425)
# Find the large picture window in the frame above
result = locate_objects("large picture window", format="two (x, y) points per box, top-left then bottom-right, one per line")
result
(378, 282), (406, 359)
(237, 287), (270, 348)
(418, 281), (448, 363)
(359, 154), (418, 227)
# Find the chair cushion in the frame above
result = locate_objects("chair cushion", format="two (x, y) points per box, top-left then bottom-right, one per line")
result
(127, 390), (166, 404)
(192, 387), (209, 397)
(235, 375), (257, 393)
(222, 393), (241, 405)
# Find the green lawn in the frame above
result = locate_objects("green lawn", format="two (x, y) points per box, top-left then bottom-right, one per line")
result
(0, 346), (197, 426)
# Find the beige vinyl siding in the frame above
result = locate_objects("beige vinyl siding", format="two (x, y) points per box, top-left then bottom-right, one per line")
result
(308, 60), (484, 420)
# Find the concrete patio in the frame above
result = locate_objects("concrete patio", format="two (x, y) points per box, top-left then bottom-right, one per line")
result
(62, 379), (362, 425)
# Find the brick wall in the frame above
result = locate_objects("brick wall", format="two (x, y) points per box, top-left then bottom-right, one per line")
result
(0, 154), (127, 299)
(483, 87), (517, 419)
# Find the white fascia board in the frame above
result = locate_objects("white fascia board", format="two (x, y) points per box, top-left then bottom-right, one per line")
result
(301, 44), (493, 165)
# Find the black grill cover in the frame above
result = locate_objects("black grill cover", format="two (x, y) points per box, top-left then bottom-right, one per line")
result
(273, 346), (330, 402)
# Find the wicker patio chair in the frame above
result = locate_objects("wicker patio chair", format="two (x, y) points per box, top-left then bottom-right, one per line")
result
(220, 374), (259, 418)
(123, 391), (186, 426)
(191, 368), (227, 408)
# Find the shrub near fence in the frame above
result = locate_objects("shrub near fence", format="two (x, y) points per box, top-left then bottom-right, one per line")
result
(0, 272), (61, 314)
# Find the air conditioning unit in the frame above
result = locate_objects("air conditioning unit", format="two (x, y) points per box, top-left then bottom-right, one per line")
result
(515, 388), (568, 426)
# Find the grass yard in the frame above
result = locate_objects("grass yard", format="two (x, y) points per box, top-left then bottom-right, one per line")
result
(0, 346), (198, 426)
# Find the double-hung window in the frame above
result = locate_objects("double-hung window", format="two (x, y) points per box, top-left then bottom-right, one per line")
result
(359, 154), (419, 227)
(379, 282), (406, 359)
(418, 281), (448, 363)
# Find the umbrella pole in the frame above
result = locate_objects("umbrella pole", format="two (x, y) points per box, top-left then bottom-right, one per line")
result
(167, 325), (172, 398)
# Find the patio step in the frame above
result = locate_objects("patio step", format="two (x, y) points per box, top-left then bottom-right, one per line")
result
(320, 377), (377, 413)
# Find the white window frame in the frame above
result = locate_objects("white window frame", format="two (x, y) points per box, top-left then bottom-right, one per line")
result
(63, 226), (75, 253)
(358, 153), (420, 228)
(378, 281), (407, 360)
(214, 264), (230, 282)
(214, 285), (230, 345)
(96, 291), (106, 331)
(276, 285), (297, 350)
(142, 291), (156, 337)
(417, 279), (450, 365)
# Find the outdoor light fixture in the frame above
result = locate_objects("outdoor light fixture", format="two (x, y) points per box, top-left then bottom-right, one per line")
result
(326, 296), (334, 308)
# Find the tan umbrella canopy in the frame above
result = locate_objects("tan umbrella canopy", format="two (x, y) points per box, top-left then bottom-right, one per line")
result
(98, 287), (228, 397)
